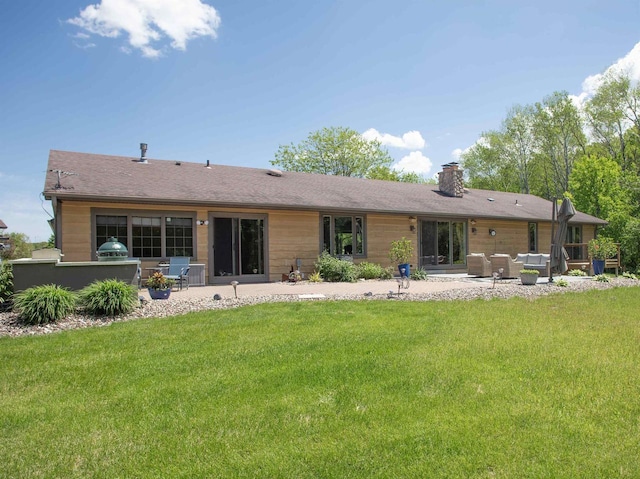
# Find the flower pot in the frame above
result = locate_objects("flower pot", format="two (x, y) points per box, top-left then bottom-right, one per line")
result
(520, 273), (538, 285)
(592, 259), (605, 275)
(148, 288), (171, 300)
(398, 263), (410, 278)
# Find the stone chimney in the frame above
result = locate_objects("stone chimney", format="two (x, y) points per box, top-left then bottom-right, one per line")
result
(438, 163), (464, 198)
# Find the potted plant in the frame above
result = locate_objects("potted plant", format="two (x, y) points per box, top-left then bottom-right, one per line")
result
(588, 237), (617, 275)
(145, 271), (175, 300)
(520, 269), (539, 286)
(389, 237), (414, 278)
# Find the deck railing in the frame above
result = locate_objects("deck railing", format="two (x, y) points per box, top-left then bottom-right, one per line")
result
(564, 242), (621, 275)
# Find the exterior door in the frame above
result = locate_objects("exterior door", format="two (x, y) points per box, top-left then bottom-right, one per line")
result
(209, 215), (267, 283)
(419, 219), (466, 268)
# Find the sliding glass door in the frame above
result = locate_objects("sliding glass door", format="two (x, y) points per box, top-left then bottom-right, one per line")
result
(210, 215), (266, 282)
(419, 219), (466, 268)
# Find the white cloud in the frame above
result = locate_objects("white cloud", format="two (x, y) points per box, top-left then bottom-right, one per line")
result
(362, 128), (426, 150)
(572, 41), (640, 108)
(451, 148), (463, 161)
(67, 0), (221, 58)
(392, 151), (432, 175)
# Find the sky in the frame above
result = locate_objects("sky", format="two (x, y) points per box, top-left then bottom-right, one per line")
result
(1, 0), (640, 242)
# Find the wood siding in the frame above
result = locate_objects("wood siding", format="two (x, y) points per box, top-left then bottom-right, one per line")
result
(57, 199), (601, 283)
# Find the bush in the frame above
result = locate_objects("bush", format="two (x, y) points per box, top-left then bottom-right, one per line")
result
(593, 274), (610, 283)
(410, 267), (429, 281)
(567, 269), (587, 277)
(315, 252), (357, 282)
(308, 271), (323, 283)
(0, 262), (13, 305)
(13, 284), (77, 325)
(355, 261), (386, 280)
(79, 279), (139, 316)
(555, 278), (569, 287)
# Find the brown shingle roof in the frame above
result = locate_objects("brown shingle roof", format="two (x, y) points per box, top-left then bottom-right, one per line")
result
(43, 150), (606, 225)
(0, 219), (6, 229)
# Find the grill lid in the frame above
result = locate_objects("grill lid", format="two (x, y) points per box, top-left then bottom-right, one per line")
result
(97, 236), (129, 261)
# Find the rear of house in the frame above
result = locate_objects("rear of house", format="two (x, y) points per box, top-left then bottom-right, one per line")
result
(43, 149), (606, 284)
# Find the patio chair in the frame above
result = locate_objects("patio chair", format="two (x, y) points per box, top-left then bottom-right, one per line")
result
(164, 256), (190, 290)
(490, 254), (524, 279)
(466, 253), (492, 277)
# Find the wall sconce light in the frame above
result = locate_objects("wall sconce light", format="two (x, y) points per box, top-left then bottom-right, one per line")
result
(470, 219), (477, 225)
(409, 216), (417, 224)
(197, 220), (209, 226)
(471, 227), (477, 234)
(489, 229), (496, 236)
(410, 225), (416, 232)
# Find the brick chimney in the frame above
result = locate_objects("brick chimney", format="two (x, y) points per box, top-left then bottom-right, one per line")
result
(438, 163), (464, 198)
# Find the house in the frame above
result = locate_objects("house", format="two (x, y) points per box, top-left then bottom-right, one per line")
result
(0, 219), (8, 250)
(43, 149), (606, 284)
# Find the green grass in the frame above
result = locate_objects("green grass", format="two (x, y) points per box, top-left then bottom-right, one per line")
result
(2, 288), (640, 478)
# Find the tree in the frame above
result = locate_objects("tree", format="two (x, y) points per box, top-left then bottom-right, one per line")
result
(534, 91), (586, 198)
(0, 232), (32, 260)
(569, 154), (627, 220)
(366, 165), (426, 183)
(272, 126), (394, 178)
(461, 131), (520, 192)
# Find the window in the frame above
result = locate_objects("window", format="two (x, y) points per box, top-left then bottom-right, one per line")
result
(94, 211), (195, 259)
(96, 215), (128, 249)
(566, 225), (583, 259)
(322, 214), (365, 256)
(528, 223), (537, 252)
(165, 217), (194, 257)
(132, 216), (162, 258)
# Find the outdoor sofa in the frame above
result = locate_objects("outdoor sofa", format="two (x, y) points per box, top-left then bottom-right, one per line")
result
(515, 253), (551, 276)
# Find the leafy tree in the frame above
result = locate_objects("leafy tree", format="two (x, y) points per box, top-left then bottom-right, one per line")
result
(0, 232), (32, 260)
(534, 91), (586, 198)
(272, 126), (393, 178)
(569, 154), (627, 220)
(620, 217), (640, 270)
(366, 165), (425, 183)
(461, 131), (520, 192)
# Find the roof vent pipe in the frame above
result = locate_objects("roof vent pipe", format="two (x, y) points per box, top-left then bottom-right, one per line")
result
(139, 143), (148, 163)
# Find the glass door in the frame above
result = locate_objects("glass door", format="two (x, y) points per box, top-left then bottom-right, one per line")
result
(420, 219), (466, 268)
(210, 215), (266, 282)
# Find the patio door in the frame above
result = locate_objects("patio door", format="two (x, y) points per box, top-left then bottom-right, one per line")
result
(209, 215), (267, 283)
(419, 219), (466, 269)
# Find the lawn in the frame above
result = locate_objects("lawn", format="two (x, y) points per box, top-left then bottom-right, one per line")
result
(2, 288), (640, 478)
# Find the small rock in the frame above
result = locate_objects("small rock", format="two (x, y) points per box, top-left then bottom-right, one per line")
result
(213, 293), (222, 301)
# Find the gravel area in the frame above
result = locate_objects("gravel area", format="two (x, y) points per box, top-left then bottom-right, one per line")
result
(1, 277), (638, 338)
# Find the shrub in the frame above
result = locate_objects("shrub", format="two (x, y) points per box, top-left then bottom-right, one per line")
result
(315, 252), (357, 282)
(379, 266), (394, 280)
(593, 274), (610, 283)
(568, 269), (587, 277)
(13, 284), (76, 325)
(356, 261), (386, 280)
(588, 237), (617, 260)
(308, 271), (323, 283)
(410, 267), (429, 281)
(79, 279), (139, 316)
(0, 262), (13, 305)
(555, 278), (569, 287)
(388, 237), (413, 264)
(622, 271), (638, 280)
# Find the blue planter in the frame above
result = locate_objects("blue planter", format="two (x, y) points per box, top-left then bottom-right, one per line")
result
(592, 259), (605, 275)
(148, 288), (171, 300)
(398, 263), (410, 278)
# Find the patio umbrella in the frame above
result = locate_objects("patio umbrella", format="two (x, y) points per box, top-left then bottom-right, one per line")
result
(550, 197), (576, 276)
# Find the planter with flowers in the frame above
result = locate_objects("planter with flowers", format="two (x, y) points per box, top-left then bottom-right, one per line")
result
(587, 237), (617, 275)
(389, 237), (414, 278)
(146, 272), (175, 300)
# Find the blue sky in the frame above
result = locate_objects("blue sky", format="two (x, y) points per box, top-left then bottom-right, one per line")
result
(1, 0), (639, 242)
